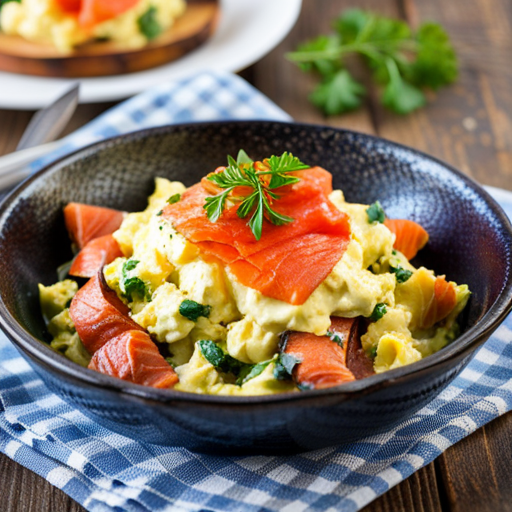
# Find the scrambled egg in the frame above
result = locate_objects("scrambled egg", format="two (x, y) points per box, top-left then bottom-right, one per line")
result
(99, 178), (469, 394)
(1, 0), (186, 52)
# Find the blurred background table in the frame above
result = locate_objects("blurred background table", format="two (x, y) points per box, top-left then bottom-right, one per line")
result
(1, 0), (511, 510)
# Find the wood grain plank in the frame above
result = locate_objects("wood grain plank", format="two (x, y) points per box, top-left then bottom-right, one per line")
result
(436, 412), (512, 512)
(0, 453), (85, 512)
(375, 0), (512, 189)
(362, 464), (443, 512)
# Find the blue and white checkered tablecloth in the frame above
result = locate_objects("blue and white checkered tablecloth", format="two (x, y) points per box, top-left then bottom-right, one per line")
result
(1, 71), (512, 512)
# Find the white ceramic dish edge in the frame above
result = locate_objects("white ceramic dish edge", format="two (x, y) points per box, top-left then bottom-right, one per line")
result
(0, 0), (302, 110)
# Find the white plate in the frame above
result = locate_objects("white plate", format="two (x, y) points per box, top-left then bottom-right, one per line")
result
(0, 0), (302, 110)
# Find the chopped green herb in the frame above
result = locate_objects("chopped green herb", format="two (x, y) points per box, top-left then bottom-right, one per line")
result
(392, 249), (397, 255)
(198, 339), (225, 368)
(390, 265), (413, 283)
(204, 151), (309, 241)
(369, 346), (378, 359)
(159, 225), (163, 231)
(179, 300), (211, 322)
(274, 353), (302, 380)
(287, 9), (458, 116)
(137, 6), (162, 40)
(236, 360), (272, 386)
(156, 210), (163, 216)
(326, 330), (343, 347)
(0, 0), (20, 8)
(169, 234), (173, 239)
(370, 303), (387, 322)
(121, 260), (149, 301)
(366, 201), (386, 223)
(198, 340), (246, 375)
(124, 259), (139, 272)
(167, 194), (181, 205)
(165, 357), (176, 368)
(124, 277), (148, 302)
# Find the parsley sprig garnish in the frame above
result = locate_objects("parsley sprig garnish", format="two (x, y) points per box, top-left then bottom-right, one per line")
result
(287, 9), (458, 115)
(203, 150), (309, 241)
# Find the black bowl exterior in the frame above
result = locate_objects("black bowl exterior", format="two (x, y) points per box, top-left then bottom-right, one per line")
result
(0, 121), (511, 453)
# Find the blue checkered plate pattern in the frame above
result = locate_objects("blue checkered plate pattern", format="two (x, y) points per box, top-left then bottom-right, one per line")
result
(1, 71), (511, 512)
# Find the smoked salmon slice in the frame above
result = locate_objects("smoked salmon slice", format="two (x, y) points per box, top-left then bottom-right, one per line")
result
(421, 276), (457, 329)
(64, 203), (125, 250)
(280, 317), (358, 389)
(55, 0), (81, 14)
(384, 219), (429, 260)
(69, 235), (123, 278)
(55, 0), (140, 28)
(69, 272), (144, 354)
(163, 167), (351, 305)
(89, 330), (178, 389)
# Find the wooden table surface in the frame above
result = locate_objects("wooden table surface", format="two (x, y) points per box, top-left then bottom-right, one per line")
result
(1, 0), (511, 510)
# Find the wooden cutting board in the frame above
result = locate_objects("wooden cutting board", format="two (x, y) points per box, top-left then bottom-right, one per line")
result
(0, 0), (219, 78)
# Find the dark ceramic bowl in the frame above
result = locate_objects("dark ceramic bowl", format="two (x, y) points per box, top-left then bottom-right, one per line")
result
(0, 121), (511, 454)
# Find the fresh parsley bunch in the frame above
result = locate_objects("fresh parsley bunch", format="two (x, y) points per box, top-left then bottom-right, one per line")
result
(287, 9), (458, 115)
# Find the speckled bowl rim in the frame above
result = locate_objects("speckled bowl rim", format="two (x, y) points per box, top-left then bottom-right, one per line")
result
(0, 120), (511, 407)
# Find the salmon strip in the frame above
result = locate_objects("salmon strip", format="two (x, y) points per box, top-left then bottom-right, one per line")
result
(55, 0), (81, 14)
(69, 235), (123, 278)
(281, 317), (358, 389)
(421, 276), (457, 329)
(78, 0), (140, 28)
(89, 330), (178, 389)
(335, 317), (375, 379)
(163, 167), (351, 305)
(384, 219), (429, 260)
(69, 272), (144, 354)
(64, 202), (125, 250)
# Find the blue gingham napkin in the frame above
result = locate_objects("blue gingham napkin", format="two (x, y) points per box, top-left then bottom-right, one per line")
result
(1, 71), (512, 512)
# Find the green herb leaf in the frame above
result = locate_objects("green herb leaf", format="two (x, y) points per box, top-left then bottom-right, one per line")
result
(382, 58), (426, 114)
(332, 8), (370, 44)
(121, 260), (149, 302)
(295, 34), (342, 74)
(248, 192), (264, 241)
(310, 69), (366, 116)
(390, 265), (413, 283)
(265, 152), (310, 174)
(0, 0), (21, 8)
(179, 300), (211, 322)
(237, 149), (253, 166)
(274, 353), (302, 380)
(366, 201), (386, 223)
(326, 330), (344, 346)
(288, 9), (457, 116)
(236, 192), (258, 219)
(138, 6), (162, 40)
(370, 303), (388, 321)
(369, 346), (378, 359)
(407, 23), (458, 90)
(124, 259), (139, 272)
(204, 151), (308, 240)
(204, 189), (232, 223)
(124, 277), (148, 302)
(236, 360), (272, 386)
(198, 340), (247, 376)
(167, 194), (181, 205)
(198, 339), (225, 368)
